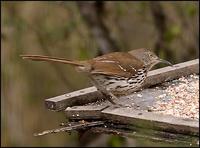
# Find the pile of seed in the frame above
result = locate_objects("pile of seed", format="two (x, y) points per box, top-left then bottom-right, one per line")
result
(150, 74), (199, 119)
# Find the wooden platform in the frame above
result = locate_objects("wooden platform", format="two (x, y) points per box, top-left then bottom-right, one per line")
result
(41, 58), (199, 146)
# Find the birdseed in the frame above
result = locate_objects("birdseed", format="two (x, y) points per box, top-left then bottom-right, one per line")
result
(150, 74), (199, 119)
(137, 94), (143, 97)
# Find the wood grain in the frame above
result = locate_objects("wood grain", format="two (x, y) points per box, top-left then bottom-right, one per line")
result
(65, 105), (109, 119)
(101, 107), (199, 136)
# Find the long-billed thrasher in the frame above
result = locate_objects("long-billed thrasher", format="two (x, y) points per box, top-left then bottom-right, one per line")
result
(21, 48), (172, 107)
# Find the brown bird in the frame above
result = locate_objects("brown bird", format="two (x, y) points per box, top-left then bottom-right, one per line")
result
(21, 48), (172, 107)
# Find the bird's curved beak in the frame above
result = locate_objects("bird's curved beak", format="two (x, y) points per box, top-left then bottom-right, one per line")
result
(159, 58), (173, 66)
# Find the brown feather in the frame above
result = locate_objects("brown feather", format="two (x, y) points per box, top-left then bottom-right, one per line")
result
(89, 52), (144, 78)
(20, 55), (86, 66)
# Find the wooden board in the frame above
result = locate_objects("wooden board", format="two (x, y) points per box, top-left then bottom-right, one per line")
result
(45, 59), (199, 111)
(65, 105), (109, 119)
(65, 101), (199, 136)
(101, 107), (199, 136)
(144, 59), (199, 88)
(45, 87), (104, 111)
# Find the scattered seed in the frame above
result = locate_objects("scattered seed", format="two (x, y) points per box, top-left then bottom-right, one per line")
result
(137, 94), (143, 97)
(66, 107), (71, 110)
(158, 94), (167, 98)
(151, 74), (199, 119)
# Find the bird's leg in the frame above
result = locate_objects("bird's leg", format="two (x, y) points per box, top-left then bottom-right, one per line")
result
(104, 93), (118, 105)
(102, 92), (130, 108)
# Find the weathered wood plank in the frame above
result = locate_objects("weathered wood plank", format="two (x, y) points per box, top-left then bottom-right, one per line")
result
(65, 105), (109, 119)
(45, 59), (199, 111)
(45, 87), (103, 111)
(101, 107), (199, 136)
(144, 59), (199, 88)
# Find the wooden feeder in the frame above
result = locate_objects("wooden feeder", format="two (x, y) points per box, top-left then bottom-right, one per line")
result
(35, 55), (199, 147)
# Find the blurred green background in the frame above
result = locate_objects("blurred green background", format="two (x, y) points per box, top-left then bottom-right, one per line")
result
(1, 1), (199, 147)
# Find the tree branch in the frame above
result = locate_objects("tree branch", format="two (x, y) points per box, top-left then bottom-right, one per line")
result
(149, 2), (174, 62)
(77, 1), (120, 55)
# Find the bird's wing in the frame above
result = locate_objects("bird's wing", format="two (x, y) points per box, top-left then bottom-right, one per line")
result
(89, 52), (144, 78)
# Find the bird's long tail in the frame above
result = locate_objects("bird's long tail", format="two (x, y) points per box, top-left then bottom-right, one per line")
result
(20, 55), (85, 66)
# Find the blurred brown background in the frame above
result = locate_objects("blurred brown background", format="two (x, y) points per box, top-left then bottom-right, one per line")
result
(1, 1), (199, 147)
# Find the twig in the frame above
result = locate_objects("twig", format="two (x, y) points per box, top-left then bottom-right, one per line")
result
(34, 121), (104, 136)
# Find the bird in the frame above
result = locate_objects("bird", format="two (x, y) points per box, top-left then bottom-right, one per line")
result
(20, 48), (172, 107)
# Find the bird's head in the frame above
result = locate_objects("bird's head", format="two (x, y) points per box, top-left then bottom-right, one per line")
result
(129, 48), (172, 69)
